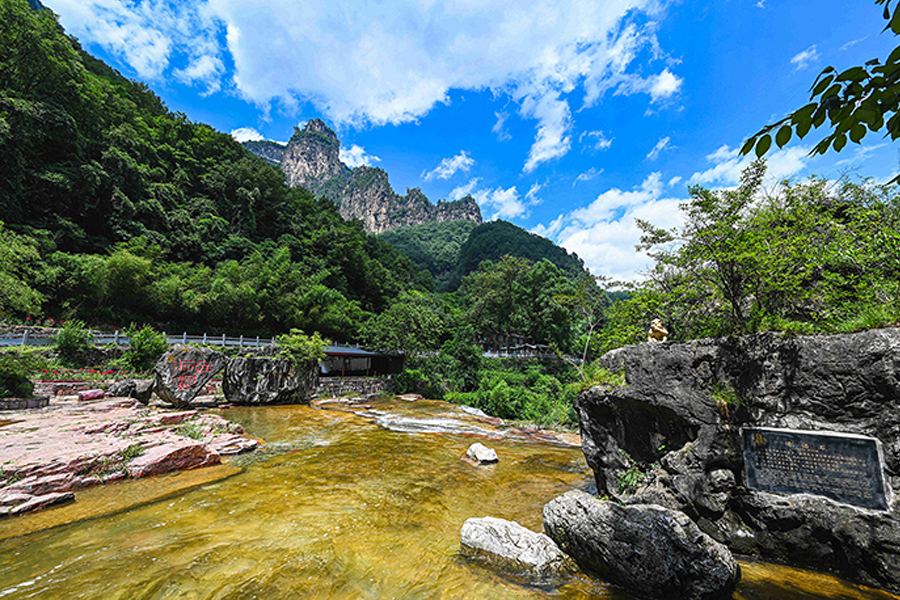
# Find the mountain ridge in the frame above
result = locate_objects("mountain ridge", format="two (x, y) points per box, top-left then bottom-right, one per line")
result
(243, 119), (482, 234)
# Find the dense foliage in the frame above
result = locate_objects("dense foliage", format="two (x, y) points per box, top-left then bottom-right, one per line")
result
(743, 0), (900, 182)
(379, 220), (478, 290)
(596, 161), (900, 351)
(0, 0), (426, 337)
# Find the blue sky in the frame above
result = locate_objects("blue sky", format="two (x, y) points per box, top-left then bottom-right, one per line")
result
(46, 0), (900, 280)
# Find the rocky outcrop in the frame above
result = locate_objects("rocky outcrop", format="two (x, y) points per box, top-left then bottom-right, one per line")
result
(241, 140), (286, 166)
(282, 119), (350, 190)
(460, 516), (574, 581)
(0, 397), (257, 517)
(108, 379), (155, 405)
(250, 119), (483, 234)
(543, 491), (740, 600)
(222, 356), (317, 405)
(154, 345), (227, 407)
(578, 328), (900, 592)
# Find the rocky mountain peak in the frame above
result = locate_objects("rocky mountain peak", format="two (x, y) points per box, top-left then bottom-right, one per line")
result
(283, 119), (348, 189)
(244, 120), (483, 234)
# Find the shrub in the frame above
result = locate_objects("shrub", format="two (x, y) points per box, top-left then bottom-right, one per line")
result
(122, 324), (168, 370)
(0, 350), (47, 398)
(275, 329), (329, 365)
(53, 320), (92, 364)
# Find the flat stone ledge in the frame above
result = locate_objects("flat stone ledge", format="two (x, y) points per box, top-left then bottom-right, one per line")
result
(0, 397), (49, 411)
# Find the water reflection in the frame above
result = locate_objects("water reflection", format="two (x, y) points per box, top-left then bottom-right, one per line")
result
(0, 399), (895, 599)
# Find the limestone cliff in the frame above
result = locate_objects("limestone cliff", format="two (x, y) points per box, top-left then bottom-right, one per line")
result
(578, 329), (900, 592)
(244, 119), (482, 234)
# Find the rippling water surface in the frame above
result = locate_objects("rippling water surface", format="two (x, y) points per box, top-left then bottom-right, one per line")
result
(0, 398), (896, 599)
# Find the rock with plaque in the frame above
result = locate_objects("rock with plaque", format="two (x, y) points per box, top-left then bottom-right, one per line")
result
(743, 427), (889, 511)
(154, 345), (227, 407)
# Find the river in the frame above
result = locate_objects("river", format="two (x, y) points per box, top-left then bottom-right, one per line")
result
(0, 398), (896, 599)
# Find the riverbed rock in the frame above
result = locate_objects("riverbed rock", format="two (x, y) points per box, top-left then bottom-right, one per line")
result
(543, 490), (740, 600)
(126, 442), (220, 478)
(0, 397), (257, 517)
(578, 328), (900, 592)
(154, 346), (226, 407)
(108, 379), (155, 405)
(222, 356), (317, 405)
(466, 442), (498, 464)
(460, 516), (574, 581)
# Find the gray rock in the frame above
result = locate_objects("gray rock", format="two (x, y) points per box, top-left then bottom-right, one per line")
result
(107, 379), (155, 405)
(543, 491), (740, 600)
(460, 516), (574, 581)
(275, 119), (482, 234)
(466, 442), (498, 464)
(578, 328), (900, 592)
(222, 356), (317, 405)
(153, 346), (226, 407)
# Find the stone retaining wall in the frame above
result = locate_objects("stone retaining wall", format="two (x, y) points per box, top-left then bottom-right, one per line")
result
(0, 397), (50, 411)
(316, 377), (393, 398)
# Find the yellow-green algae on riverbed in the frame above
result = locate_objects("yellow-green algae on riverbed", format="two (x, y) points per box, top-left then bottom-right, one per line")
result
(0, 399), (896, 599)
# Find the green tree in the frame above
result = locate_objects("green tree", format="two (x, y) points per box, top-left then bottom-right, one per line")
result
(0, 222), (43, 319)
(742, 0), (900, 178)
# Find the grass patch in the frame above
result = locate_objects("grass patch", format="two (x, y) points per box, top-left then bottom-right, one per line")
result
(175, 422), (204, 440)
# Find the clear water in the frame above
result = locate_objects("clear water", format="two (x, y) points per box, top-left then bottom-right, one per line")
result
(0, 399), (896, 600)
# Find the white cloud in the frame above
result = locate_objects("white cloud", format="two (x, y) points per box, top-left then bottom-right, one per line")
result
(525, 181), (544, 205)
(53, 0), (679, 174)
(535, 172), (682, 280)
(614, 68), (683, 103)
(230, 127), (264, 142)
(646, 136), (671, 160)
(791, 45), (820, 71)
(451, 179), (527, 219)
(835, 142), (889, 167)
(340, 144), (381, 168)
(476, 186), (528, 220)
(174, 54), (225, 94)
(532, 214), (565, 238)
(493, 111), (512, 141)
(841, 37), (866, 52)
(648, 69), (682, 102)
(574, 167), (602, 185)
(580, 130), (613, 151)
(688, 144), (811, 187)
(422, 151), (475, 181)
(521, 92), (572, 173)
(449, 177), (482, 200)
(668, 175), (683, 187)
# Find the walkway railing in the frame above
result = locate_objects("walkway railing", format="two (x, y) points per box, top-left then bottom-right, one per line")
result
(0, 330), (273, 348)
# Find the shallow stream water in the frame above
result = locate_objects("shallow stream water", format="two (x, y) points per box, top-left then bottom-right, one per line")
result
(0, 398), (897, 599)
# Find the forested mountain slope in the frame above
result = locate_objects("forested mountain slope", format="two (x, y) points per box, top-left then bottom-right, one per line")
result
(0, 0), (427, 337)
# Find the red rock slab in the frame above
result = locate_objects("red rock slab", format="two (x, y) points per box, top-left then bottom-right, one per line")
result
(126, 442), (220, 479)
(8, 492), (75, 515)
(206, 434), (258, 456)
(157, 411), (197, 425)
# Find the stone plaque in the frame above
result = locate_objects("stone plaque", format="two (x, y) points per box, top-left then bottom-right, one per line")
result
(742, 427), (889, 511)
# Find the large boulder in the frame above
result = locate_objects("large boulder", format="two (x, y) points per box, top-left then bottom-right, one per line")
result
(222, 356), (316, 405)
(578, 328), (900, 592)
(108, 379), (155, 405)
(460, 516), (574, 581)
(543, 491), (740, 600)
(154, 346), (226, 407)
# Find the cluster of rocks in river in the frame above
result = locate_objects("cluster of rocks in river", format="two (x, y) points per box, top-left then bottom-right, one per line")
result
(464, 328), (900, 597)
(0, 397), (257, 517)
(107, 345), (318, 408)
